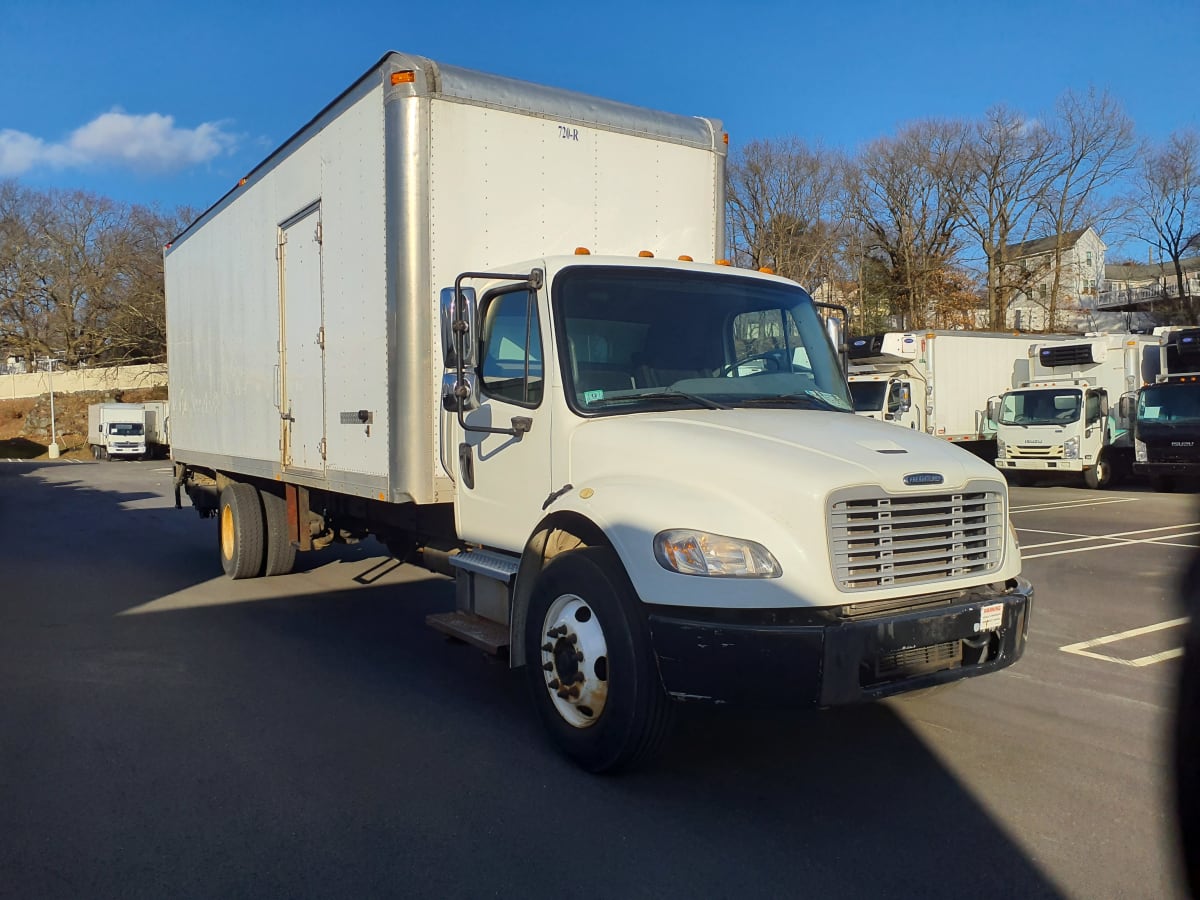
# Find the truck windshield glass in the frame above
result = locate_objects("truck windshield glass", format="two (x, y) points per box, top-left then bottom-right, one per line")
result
(1139, 384), (1200, 425)
(554, 266), (852, 415)
(998, 389), (1081, 426)
(110, 423), (144, 436)
(849, 381), (886, 412)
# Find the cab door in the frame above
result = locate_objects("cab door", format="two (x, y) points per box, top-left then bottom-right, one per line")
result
(453, 287), (554, 550)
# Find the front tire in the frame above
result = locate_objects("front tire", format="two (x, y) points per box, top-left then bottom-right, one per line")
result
(524, 547), (673, 773)
(1085, 452), (1111, 490)
(218, 482), (265, 579)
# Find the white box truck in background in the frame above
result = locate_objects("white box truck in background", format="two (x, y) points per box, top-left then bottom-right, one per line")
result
(141, 400), (170, 458)
(847, 331), (1065, 455)
(88, 403), (147, 460)
(165, 52), (1031, 771)
(993, 333), (1159, 488)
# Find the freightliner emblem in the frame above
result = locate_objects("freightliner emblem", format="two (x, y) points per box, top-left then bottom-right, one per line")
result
(904, 473), (944, 486)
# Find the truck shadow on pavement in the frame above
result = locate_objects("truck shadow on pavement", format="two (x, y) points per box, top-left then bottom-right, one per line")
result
(0, 462), (1066, 899)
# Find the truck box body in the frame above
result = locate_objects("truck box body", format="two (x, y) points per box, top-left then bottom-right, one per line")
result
(164, 53), (1031, 772)
(847, 331), (1069, 446)
(165, 52), (724, 504)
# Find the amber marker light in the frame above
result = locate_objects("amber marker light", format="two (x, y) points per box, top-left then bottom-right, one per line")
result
(678, 255), (694, 262)
(391, 70), (416, 85)
(716, 259), (732, 266)
(574, 247), (591, 255)
(758, 266), (774, 274)
(638, 250), (655, 258)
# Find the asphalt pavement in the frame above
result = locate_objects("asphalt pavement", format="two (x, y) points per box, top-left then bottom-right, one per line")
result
(0, 459), (1190, 899)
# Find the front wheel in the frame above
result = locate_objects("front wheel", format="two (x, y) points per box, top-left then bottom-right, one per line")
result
(1085, 452), (1111, 490)
(524, 547), (673, 773)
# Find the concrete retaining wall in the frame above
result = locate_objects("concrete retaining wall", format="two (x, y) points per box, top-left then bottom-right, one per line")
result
(3, 363), (168, 400)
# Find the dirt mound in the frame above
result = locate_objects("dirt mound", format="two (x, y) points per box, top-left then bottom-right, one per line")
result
(0, 387), (169, 460)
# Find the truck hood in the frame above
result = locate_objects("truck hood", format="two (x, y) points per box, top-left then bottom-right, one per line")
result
(568, 408), (997, 493)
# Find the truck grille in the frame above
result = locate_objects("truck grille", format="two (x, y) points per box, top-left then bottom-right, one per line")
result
(875, 640), (962, 679)
(1009, 444), (1064, 459)
(829, 485), (1005, 591)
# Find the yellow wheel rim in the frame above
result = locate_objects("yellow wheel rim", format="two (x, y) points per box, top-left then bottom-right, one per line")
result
(221, 504), (235, 560)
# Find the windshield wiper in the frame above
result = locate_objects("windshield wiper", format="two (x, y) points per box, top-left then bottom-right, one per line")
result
(589, 389), (728, 410)
(734, 392), (848, 412)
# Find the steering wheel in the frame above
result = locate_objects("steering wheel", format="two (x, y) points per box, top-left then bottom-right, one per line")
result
(720, 352), (784, 377)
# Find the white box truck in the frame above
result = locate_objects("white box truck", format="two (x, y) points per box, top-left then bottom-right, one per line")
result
(847, 331), (1067, 454)
(88, 402), (148, 460)
(993, 333), (1160, 488)
(165, 51), (1031, 771)
(141, 400), (170, 458)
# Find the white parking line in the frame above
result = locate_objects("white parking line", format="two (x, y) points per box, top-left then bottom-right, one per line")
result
(1060, 617), (1189, 667)
(1011, 497), (1137, 514)
(1021, 522), (1200, 551)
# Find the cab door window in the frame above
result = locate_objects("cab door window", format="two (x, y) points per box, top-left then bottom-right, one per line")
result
(479, 289), (543, 407)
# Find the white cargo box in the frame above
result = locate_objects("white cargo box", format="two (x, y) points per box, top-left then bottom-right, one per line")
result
(165, 51), (725, 505)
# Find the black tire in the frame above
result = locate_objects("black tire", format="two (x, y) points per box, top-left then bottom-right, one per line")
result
(1153, 474), (1175, 493)
(1004, 469), (1028, 487)
(1084, 452), (1111, 490)
(524, 547), (674, 773)
(259, 489), (297, 577)
(217, 482), (265, 579)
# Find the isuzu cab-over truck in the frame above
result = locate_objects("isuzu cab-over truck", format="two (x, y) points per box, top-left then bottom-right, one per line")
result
(164, 52), (1031, 772)
(1132, 327), (1200, 491)
(992, 333), (1159, 488)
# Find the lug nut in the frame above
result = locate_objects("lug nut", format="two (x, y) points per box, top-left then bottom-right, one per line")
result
(574, 672), (585, 684)
(541, 643), (553, 652)
(542, 662), (554, 672)
(548, 679), (560, 690)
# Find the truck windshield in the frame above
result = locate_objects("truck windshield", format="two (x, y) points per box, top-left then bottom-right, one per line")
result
(848, 381), (887, 412)
(998, 389), (1081, 426)
(110, 423), (145, 436)
(554, 266), (853, 415)
(1138, 384), (1200, 426)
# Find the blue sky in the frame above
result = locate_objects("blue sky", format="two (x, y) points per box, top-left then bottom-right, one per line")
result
(2, 0), (1197, 220)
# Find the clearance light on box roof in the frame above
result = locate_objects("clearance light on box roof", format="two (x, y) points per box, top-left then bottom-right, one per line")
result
(391, 70), (416, 85)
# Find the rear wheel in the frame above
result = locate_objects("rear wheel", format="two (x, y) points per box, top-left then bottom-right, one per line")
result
(524, 547), (673, 773)
(218, 482), (265, 579)
(259, 489), (297, 576)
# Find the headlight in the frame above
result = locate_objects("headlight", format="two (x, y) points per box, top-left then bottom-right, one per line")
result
(1135, 439), (1147, 462)
(654, 529), (782, 578)
(996, 436), (1007, 457)
(1064, 437), (1079, 459)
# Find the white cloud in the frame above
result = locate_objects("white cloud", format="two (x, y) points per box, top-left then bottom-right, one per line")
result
(0, 109), (237, 176)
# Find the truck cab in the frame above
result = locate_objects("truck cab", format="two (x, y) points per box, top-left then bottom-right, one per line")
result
(1133, 327), (1200, 490)
(88, 403), (148, 461)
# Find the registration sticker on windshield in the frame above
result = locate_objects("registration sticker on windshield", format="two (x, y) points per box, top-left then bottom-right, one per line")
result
(583, 390), (604, 404)
(978, 603), (1004, 632)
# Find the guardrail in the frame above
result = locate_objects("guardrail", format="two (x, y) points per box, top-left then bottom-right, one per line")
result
(1096, 283), (1197, 310)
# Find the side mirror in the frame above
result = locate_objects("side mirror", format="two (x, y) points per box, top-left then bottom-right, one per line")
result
(1098, 395), (1109, 419)
(439, 286), (477, 369)
(987, 397), (1001, 423)
(898, 385), (912, 412)
(1119, 395), (1136, 419)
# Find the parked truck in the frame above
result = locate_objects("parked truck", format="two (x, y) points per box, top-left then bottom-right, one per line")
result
(847, 331), (1069, 456)
(141, 400), (170, 458)
(1131, 327), (1200, 491)
(88, 403), (148, 460)
(992, 333), (1159, 488)
(164, 51), (1031, 772)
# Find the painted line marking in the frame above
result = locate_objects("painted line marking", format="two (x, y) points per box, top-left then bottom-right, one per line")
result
(1060, 617), (1189, 667)
(1011, 497), (1137, 514)
(1022, 531), (1200, 559)
(1021, 522), (1200, 550)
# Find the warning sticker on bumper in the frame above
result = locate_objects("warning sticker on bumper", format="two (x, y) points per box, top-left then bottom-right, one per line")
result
(979, 603), (1004, 632)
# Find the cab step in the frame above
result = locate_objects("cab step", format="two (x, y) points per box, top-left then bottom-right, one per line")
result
(426, 610), (510, 655)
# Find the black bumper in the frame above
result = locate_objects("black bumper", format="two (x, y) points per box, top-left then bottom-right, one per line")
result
(1135, 461), (1200, 476)
(646, 578), (1032, 707)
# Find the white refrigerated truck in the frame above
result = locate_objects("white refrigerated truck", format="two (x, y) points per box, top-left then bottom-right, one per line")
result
(993, 333), (1159, 488)
(847, 331), (1067, 455)
(164, 51), (1031, 771)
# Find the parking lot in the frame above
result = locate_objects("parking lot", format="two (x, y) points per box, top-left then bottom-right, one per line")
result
(0, 459), (1191, 898)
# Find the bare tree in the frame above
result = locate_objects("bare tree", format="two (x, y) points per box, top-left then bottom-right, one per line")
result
(955, 105), (1059, 330)
(1035, 89), (1138, 327)
(0, 181), (53, 368)
(726, 138), (847, 289)
(1130, 129), (1200, 321)
(845, 119), (971, 329)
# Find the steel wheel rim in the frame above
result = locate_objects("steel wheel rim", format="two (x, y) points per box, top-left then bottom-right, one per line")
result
(539, 593), (609, 728)
(220, 505), (235, 560)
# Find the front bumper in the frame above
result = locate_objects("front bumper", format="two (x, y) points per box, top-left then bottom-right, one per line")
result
(1135, 460), (1200, 476)
(646, 578), (1032, 707)
(995, 458), (1083, 472)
